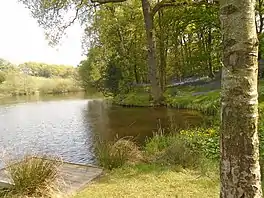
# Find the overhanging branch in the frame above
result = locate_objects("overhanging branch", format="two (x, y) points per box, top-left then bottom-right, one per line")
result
(91, 0), (127, 4)
(152, 0), (219, 17)
(62, 0), (85, 29)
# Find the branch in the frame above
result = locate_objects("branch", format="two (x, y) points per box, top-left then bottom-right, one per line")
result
(91, 0), (127, 4)
(152, 0), (219, 17)
(62, 0), (85, 29)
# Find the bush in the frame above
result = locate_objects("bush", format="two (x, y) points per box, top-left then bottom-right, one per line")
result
(4, 156), (62, 197)
(95, 138), (142, 170)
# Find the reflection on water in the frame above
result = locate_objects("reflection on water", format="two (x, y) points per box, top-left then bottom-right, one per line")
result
(85, 100), (204, 144)
(0, 94), (205, 168)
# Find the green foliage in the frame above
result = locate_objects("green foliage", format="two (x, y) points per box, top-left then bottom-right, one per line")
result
(0, 71), (5, 84)
(102, 59), (123, 96)
(157, 138), (205, 169)
(0, 58), (15, 71)
(79, 3), (221, 96)
(144, 127), (219, 169)
(0, 71), (82, 97)
(179, 128), (220, 161)
(18, 62), (77, 79)
(4, 156), (61, 197)
(113, 91), (150, 107)
(95, 138), (142, 170)
(144, 133), (174, 156)
(166, 89), (220, 115)
(78, 47), (103, 91)
(113, 84), (220, 114)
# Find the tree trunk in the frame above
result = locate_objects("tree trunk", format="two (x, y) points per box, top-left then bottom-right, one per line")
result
(134, 64), (139, 84)
(158, 9), (167, 92)
(207, 27), (214, 78)
(220, 0), (263, 197)
(141, 0), (162, 104)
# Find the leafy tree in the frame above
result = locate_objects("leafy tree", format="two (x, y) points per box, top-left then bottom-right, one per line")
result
(0, 58), (15, 71)
(19, 0), (218, 104)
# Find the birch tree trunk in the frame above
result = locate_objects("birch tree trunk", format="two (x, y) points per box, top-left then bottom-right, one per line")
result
(220, 0), (263, 197)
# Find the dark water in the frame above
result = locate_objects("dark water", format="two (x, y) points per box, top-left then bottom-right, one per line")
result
(0, 93), (204, 168)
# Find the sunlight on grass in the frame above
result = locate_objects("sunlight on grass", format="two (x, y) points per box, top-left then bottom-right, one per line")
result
(74, 165), (219, 198)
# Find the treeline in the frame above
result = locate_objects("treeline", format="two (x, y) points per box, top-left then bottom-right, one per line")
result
(0, 58), (82, 96)
(0, 59), (77, 78)
(18, 62), (77, 79)
(77, 0), (264, 102)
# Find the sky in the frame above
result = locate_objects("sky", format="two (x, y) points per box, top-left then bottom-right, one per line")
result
(0, 0), (85, 66)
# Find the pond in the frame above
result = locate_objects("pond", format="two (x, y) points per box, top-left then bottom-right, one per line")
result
(0, 93), (205, 168)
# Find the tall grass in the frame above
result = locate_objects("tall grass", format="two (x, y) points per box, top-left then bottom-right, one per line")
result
(95, 137), (142, 170)
(2, 156), (62, 197)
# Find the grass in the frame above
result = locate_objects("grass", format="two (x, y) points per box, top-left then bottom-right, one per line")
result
(74, 164), (219, 198)
(113, 91), (151, 107)
(0, 156), (62, 198)
(86, 127), (219, 198)
(113, 80), (264, 115)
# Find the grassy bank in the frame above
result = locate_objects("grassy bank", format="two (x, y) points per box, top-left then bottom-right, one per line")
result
(0, 72), (82, 98)
(113, 80), (264, 115)
(74, 127), (220, 198)
(74, 164), (219, 198)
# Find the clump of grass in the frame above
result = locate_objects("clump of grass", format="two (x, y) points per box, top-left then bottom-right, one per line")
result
(157, 138), (204, 168)
(3, 156), (62, 197)
(95, 137), (142, 170)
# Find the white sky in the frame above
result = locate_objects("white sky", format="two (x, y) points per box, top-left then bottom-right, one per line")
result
(0, 0), (85, 66)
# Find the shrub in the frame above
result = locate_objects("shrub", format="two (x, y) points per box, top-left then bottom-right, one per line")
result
(4, 156), (62, 197)
(95, 138), (142, 170)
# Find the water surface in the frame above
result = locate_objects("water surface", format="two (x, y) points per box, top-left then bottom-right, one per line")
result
(0, 94), (204, 168)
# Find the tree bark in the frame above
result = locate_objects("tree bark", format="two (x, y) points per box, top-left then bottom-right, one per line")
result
(207, 27), (214, 78)
(141, 0), (163, 104)
(158, 8), (167, 92)
(220, 0), (263, 197)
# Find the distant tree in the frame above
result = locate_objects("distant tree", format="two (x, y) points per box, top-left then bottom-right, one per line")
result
(0, 71), (5, 83)
(0, 58), (15, 71)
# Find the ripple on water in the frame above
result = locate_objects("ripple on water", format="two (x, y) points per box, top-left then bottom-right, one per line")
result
(0, 99), (96, 169)
(0, 97), (205, 169)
